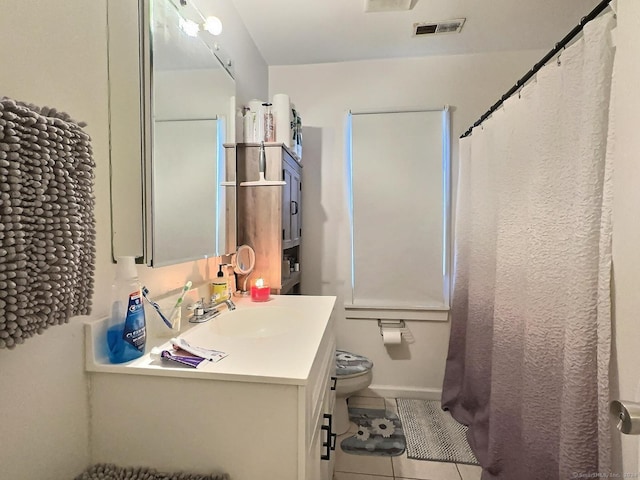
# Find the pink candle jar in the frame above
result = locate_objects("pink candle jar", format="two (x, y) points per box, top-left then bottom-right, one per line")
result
(250, 278), (270, 302)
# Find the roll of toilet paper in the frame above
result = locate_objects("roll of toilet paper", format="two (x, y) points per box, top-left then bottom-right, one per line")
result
(247, 99), (265, 142)
(227, 95), (236, 144)
(273, 93), (292, 147)
(248, 99), (263, 113)
(243, 109), (254, 143)
(382, 329), (402, 345)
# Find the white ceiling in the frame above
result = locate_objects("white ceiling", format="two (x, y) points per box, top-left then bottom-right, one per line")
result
(230, 0), (602, 66)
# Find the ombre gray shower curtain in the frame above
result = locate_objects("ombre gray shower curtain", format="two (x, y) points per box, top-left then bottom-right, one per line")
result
(442, 12), (616, 480)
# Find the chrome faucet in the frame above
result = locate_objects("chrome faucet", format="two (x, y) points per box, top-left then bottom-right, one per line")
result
(215, 298), (236, 311)
(188, 297), (236, 323)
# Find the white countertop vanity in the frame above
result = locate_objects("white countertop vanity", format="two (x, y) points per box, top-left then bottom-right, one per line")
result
(85, 295), (337, 480)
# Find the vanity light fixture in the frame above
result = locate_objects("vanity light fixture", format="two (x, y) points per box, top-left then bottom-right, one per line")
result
(204, 16), (223, 36)
(179, 17), (200, 37)
(175, 0), (223, 38)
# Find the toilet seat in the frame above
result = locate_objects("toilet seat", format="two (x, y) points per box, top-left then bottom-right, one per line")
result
(334, 350), (374, 435)
(335, 349), (373, 378)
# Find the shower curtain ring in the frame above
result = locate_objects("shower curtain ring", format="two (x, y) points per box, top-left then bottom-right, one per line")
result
(557, 45), (565, 66)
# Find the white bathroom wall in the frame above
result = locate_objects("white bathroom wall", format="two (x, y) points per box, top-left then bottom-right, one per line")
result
(204, 0), (268, 107)
(0, 3), (107, 477)
(610, 0), (640, 473)
(0, 1), (267, 478)
(269, 50), (545, 396)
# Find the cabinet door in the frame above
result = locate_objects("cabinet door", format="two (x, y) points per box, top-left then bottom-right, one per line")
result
(282, 166), (292, 245)
(309, 412), (334, 480)
(290, 167), (302, 245)
(307, 424), (323, 480)
(283, 157), (301, 250)
(322, 376), (337, 480)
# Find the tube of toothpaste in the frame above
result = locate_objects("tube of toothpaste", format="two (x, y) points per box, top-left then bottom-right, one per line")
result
(150, 344), (227, 369)
(170, 337), (228, 363)
(161, 349), (208, 368)
(149, 346), (206, 369)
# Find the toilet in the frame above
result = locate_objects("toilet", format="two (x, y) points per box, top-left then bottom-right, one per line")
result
(334, 349), (374, 435)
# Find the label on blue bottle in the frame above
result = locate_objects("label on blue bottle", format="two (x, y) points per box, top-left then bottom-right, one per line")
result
(123, 291), (146, 352)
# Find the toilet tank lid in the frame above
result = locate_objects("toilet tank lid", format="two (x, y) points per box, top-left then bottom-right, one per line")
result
(335, 349), (373, 376)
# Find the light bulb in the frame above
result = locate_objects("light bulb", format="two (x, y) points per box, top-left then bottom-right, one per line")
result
(204, 16), (223, 36)
(179, 18), (199, 37)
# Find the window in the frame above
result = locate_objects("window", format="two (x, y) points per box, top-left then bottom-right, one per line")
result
(346, 108), (451, 319)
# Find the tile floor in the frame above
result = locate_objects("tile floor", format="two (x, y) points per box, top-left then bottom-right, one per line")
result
(333, 396), (483, 480)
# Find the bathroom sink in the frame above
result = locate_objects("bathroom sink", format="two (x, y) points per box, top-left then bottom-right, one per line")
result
(205, 306), (303, 338)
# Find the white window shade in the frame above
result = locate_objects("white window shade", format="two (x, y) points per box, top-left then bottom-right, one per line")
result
(347, 108), (450, 316)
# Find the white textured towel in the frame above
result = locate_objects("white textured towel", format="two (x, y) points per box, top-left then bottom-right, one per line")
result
(273, 93), (292, 147)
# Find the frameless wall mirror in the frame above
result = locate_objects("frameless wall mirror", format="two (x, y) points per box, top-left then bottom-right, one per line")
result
(108, 0), (236, 267)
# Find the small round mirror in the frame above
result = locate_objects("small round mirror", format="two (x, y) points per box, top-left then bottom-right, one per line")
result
(233, 244), (255, 276)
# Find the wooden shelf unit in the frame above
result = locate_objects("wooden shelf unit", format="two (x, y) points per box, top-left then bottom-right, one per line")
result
(237, 143), (302, 294)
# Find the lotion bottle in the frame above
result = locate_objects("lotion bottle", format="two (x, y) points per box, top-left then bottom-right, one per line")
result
(106, 256), (146, 363)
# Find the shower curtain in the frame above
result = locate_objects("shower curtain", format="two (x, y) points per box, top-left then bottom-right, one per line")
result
(442, 12), (615, 480)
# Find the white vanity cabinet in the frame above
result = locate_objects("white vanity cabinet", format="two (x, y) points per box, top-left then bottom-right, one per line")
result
(86, 295), (336, 480)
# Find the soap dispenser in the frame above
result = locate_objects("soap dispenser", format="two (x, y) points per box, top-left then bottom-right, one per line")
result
(211, 265), (229, 304)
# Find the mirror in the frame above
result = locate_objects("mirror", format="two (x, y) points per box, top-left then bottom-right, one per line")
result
(233, 244), (255, 294)
(233, 244), (256, 275)
(108, 0), (236, 267)
(147, 0), (236, 266)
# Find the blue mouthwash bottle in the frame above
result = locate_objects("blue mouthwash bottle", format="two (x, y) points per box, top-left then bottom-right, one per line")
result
(106, 256), (146, 363)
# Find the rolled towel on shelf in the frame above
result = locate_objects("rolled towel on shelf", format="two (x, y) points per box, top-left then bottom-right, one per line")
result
(247, 99), (265, 143)
(273, 93), (292, 147)
(227, 95), (236, 144)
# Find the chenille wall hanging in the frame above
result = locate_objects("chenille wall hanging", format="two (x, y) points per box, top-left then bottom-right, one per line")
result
(0, 97), (96, 349)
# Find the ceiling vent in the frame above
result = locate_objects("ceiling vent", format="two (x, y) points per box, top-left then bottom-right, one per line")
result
(414, 18), (466, 36)
(364, 0), (414, 13)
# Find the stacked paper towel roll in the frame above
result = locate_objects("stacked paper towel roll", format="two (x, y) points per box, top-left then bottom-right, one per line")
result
(273, 93), (292, 147)
(227, 95), (236, 144)
(246, 99), (266, 143)
(242, 109), (251, 143)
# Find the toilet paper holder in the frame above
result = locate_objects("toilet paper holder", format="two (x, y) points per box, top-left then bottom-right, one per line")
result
(610, 400), (640, 435)
(378, 320), (405, 335)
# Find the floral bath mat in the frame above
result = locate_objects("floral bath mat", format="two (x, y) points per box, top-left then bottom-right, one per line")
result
(340, 407), (406, 456)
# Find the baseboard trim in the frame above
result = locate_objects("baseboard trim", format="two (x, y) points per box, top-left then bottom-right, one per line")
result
(358, 385), (442, 401)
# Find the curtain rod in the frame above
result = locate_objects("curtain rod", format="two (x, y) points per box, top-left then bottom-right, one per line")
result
(460, 0), (612, 139)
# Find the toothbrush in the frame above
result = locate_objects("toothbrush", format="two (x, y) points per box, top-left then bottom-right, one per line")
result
(168, 281), (192, 328)
(141, 286), (172, 329)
